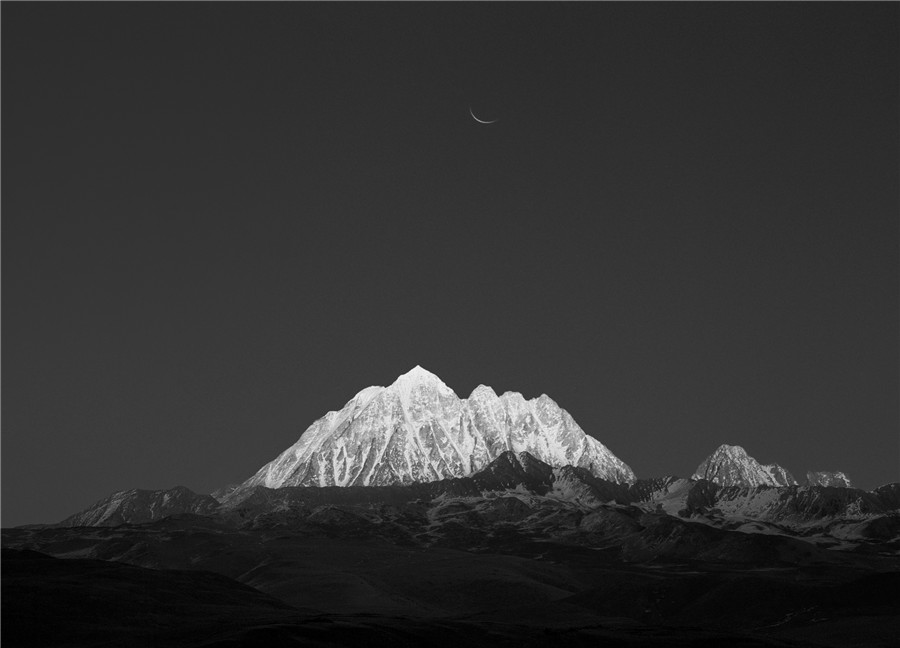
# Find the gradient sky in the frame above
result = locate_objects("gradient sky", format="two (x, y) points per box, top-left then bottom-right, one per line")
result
(3, 3), (898, 526)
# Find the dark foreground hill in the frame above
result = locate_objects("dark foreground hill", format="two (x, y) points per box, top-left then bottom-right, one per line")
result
(4, 546), (900, 648)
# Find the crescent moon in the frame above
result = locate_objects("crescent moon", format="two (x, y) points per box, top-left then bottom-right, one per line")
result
(469, 107), (498, 125)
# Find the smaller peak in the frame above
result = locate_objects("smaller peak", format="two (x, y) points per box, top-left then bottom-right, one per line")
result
(469, 384), (498, 398)
(496, 449), (521, 463)
(516, 450), (543, 465)
(806, 470), (853, 488)
(482, 450), (554, 487)
(489, 450), (544, 471)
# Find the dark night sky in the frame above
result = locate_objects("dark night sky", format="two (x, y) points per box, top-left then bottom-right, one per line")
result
(3, 3), (898, 526)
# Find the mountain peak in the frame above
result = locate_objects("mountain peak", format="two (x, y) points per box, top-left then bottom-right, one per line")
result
(390, 365), (448, 390)
(388, 366), (456, 410)
(469, 384), (498, 399)
(235, 369), (635, 492)
(693, 444), (796, 487)
(394, 365), (438, 382)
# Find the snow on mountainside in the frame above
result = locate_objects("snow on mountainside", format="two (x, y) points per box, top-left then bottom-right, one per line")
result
(59, 486), (220, 527)
(706, 484), (886, 523)
(235, 366), (635, 493)
(806, 471), (853, 488)
(692, 444), (797, 487)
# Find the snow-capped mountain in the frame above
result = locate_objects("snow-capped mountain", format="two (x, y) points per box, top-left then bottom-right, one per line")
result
(234, 366), (635, 494)
(692, 444), (797, 487)
(806, 471), (853, 488)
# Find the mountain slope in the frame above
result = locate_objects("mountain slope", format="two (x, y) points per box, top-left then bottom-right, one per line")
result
(807, 471), (853, 488)
(236, 366), (635, 493)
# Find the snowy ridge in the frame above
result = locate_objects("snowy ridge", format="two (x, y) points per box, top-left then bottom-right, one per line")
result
(707, 484), (882, 524)
(59, 486), (220, 527)
(235, 366), (635, 494)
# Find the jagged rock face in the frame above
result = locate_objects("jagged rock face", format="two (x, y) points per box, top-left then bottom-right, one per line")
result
(806, 471), (853, 488)
(59, 486), (220, 527)
(692, 444), (797, 487)
(237, 367), (635, 493)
